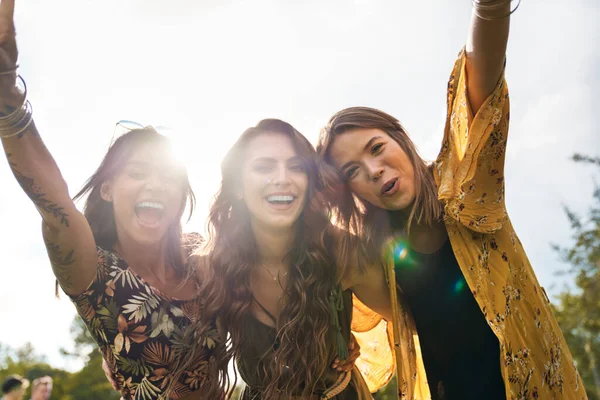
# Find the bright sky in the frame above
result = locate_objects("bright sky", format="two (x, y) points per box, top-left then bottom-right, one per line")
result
(0, 0), (598, 371)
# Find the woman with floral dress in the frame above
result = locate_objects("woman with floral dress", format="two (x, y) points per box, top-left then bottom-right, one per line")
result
(0, 1), (226, 398)
(318, 1), (588, 399)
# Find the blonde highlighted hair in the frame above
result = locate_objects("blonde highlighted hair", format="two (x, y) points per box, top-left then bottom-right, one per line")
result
(317, 106), (442, 264)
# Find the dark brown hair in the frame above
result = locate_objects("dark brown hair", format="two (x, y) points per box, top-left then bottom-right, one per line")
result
(73, 127), (195, 270)
(71, 127), (227, 398)
(317, 106), (442, 264)
(198, 119), (339, 398)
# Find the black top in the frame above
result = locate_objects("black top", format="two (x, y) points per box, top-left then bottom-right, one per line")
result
(69, 247), (221, 400)
(236, 290), (369, 399)
(391, 227), (506, 399)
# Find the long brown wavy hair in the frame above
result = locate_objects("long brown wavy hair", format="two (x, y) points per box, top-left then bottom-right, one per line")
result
(317, 106), (442, 265)
(71, 128), (229, 398)
(198, 119), (340, 399)
(73, 127), (196, 269)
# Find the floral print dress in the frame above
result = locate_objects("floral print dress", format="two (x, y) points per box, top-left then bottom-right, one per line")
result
(70, 247), (222, 400)
(351, 49), (587, 399)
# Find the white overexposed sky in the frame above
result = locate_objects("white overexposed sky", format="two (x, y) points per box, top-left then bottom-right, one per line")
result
(0, 0), (598, 371)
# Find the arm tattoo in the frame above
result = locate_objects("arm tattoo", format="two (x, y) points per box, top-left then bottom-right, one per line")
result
(44, 239), (75, 290)
(10, 166), (70, 227)
(6, 152), (15, 168)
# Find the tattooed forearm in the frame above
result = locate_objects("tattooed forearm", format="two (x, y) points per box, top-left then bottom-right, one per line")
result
(10, 167), (70, 227)
(44, 239), (75, 290)
(6, 152), (15, 169)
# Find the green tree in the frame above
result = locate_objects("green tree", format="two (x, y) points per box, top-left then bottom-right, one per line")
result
(1, 316), (119, 400)
(373, 376), (397, 399)
(62, 350), (120, 400)
(60, 316), (97, 363)
(60, 316), (120, 400)
(553, 154), (600, 400)
(0, 341), (72, 400)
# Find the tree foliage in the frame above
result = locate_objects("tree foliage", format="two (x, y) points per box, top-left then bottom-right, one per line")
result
(0, 317), (119, 400)
(552, 153), (600, 399)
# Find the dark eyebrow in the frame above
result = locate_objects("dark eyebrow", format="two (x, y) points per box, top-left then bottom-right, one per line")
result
(340, 136), (382, 171)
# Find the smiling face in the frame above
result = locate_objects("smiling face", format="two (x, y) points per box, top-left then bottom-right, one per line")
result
(329, 127), (416, 211)
(240, 132), (308, 232)
(101, 142), (186, 247)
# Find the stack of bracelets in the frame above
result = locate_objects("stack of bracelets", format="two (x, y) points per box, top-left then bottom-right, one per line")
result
(0, 68), (33, 139)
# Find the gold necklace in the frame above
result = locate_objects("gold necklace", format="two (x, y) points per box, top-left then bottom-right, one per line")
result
(261, 264), (288, 282)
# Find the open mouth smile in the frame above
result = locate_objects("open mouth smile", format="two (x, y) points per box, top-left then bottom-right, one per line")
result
(265, 193), (297, 210)
(134, 201), (166, 227)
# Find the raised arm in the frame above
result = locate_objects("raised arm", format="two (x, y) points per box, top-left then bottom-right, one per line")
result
(0, 0), (96, 296)
(465, 0), (512, 113)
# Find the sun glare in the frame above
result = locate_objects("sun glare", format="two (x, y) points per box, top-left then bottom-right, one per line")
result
(161, 120), (252, 235)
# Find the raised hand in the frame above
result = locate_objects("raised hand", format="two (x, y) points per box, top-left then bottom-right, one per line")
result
(0, 0), (20, 106)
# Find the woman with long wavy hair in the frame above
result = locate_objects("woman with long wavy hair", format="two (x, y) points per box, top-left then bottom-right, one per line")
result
(189, 119), (380, 399)
(317, 1), (586, 399)
(100, 119), (370, 399)
(0, 2), (227, 398)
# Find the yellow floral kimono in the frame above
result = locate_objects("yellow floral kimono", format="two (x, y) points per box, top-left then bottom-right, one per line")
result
(352, 49), (587, 400)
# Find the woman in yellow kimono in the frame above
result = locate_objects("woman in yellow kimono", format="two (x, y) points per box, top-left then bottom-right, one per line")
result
(317, 1), (588, 399)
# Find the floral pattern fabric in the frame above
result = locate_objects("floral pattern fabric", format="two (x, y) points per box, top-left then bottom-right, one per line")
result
(352, 49), (587, 399)
(70, 247), (221, 400)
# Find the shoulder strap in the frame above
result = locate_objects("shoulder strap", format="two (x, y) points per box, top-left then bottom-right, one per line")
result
(253, 297), (277, 325)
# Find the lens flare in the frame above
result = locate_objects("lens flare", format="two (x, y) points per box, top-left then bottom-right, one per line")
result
(389, 237), (416, 269)
(396, 245), (408, 261)
(453, 277), (467, 294)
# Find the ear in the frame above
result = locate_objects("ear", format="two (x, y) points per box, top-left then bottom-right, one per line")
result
(100, 181), (113, 202)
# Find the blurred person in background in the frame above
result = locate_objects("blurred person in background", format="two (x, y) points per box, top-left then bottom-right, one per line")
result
(29, 377), (51, 400)
(1, 375), (29, 400)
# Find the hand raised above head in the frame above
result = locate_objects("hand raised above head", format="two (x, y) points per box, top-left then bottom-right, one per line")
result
(0, 0), (19, 102)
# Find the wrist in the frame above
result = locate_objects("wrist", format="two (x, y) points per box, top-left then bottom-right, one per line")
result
(0, 70), (24, 109)
(1, 84), (24, 109)
(472, 0), (517, 20)
(0, 74), (33, 139)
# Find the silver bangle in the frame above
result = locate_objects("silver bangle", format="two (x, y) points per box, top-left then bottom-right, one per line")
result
(0, 100), (33, 139)
(0, 65), (19, 76)
(472, 0), (521, 20)
(0, 74), (27, 122)
(0, 75), (33, 139)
